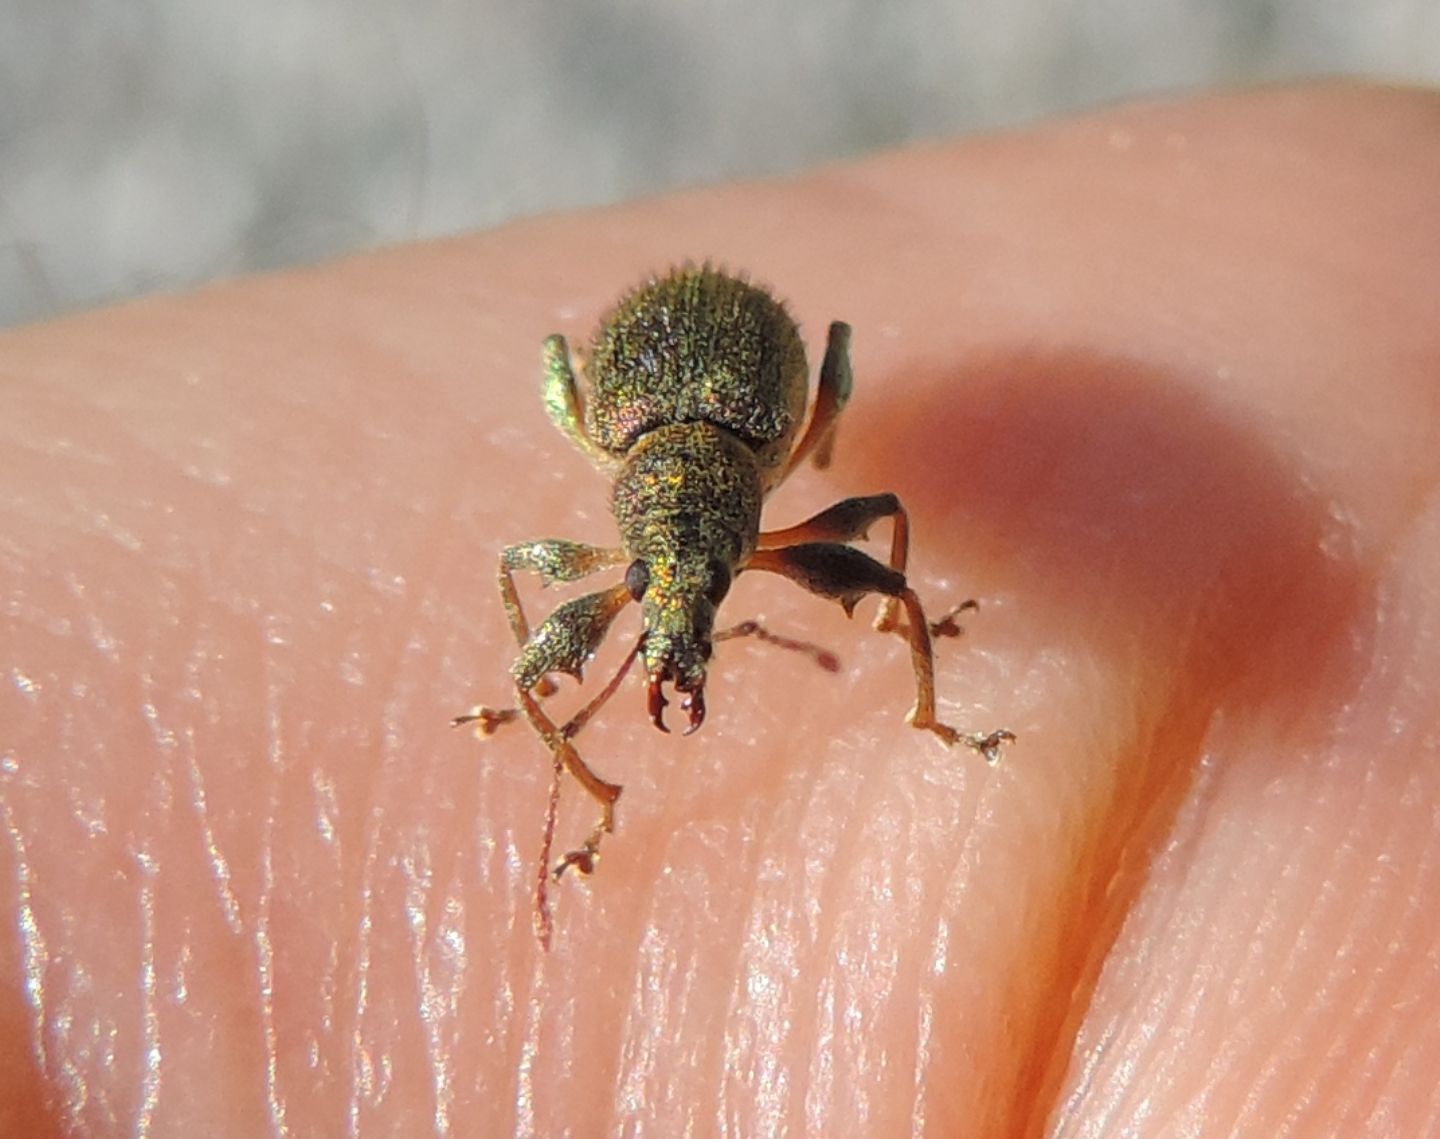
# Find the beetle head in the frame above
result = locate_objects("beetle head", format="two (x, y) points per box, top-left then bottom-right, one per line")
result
(625, 553), (732, 734)
(611, 421), (762, 734)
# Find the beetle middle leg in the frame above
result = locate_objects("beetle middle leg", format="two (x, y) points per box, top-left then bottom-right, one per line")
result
(758, 492), (945, 635)
(784, 320), (853, 476)
(745, 543), (1012, 759)
(470, 585), (638, 945)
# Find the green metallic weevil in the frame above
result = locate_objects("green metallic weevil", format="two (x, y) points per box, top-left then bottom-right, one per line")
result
(457, 266), (1012, 946)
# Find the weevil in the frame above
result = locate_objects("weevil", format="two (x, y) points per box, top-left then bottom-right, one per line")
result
(457, 266), (1012, 946)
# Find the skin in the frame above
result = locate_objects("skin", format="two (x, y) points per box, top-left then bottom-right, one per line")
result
(2, 82), (1439, 1136)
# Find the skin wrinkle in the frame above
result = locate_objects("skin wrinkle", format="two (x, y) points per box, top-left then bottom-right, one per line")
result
(1294, 646), (1440, 1127)
(1080, 750), (1219, 1135)
(1, 798), (49, 1116)
(400, 847), (436, 1130)
(344, 807), (377, 1135)
(715, 794), (794, 1135)
(257, 683), (286, 1137)
(389, 667), (466, 1136)
(446, 617), (528, 1129)
(326, 391), (474, 1135)
(188, 738), (244, 937)
(1292, 791), (1392, 1126)
(858, 791), (910, 1099)
(625, 819), (738, 1128)
(896, 758), (956, 1113)
(510, 952), (542, 1138)
(909, 344), (1376, 1129)
(134, 839), (160, 1138)
(903, 787), (960, 1133)
(908, 772), (987, 1134)
(780, 735), (871, 1128)
(1053, 503), (1440, 1139)
(808, 751), (879, 1129)
(740, 910), (794, 1138)
(799, 739), (863, 1119)
(613, 920), (666, 1121)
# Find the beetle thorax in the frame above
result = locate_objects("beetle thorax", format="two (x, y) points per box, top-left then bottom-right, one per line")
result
(611, 421), (763, 730)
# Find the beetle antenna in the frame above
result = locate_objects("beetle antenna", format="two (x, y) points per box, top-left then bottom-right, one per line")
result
(562, 635), (645, 740)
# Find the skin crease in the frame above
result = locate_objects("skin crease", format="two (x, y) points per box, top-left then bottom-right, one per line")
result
(2, 82), (1439, 1137)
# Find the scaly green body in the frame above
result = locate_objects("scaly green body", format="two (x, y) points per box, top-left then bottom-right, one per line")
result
(585, 269), (809, 491)
(458, 265), (1011, 946)
(543, 266), (822, 724)
(612, 419), (763, 705)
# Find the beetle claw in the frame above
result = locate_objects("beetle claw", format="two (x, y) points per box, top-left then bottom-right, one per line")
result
(648, 673), (670, 733)
(681, 685), (706, 734)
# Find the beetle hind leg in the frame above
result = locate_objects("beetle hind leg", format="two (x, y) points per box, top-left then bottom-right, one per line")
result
(784, 321), (853, 478)
(757, 491), (925, 634)
(542, 334), (617, 469)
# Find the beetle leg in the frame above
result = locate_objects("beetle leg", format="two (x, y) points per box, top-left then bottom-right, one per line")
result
(713, 619), (841, 672)
(453, 540), (626, 728)
(461, 590), (639, 948)
(542, 334), (620, 470)
(498, 540), (626, 653)
(758, 492), (931, 635)
(784, 321), (853, 477)
(508, 582), (633, 691)
(744, 543), (1012, 759)
(517, 680), (624, 863)
(513, 685), (625, 950)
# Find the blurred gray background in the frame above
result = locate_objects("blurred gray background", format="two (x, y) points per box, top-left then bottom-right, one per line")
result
(2, 0), (1436, 328)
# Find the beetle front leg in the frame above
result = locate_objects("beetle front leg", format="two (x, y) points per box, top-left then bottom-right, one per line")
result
(499, 539), (626, 670)
(454, 540), (626, 730)
(512, 685), (625, 949)
(511, 594), (636, 859)
(745, 543), (1012, 760)
(515, 683), (624, 861)
(489, 583), (635, 946)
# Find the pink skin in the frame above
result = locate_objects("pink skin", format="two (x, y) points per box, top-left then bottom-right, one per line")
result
(4, 83), (1440, 1135)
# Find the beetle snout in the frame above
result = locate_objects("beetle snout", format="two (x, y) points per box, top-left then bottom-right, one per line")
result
(646, 664), (708, 735)
(648, 662), (708, 734)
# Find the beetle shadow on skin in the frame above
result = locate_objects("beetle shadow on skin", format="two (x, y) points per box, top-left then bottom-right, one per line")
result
(848, 346), (1375, 1126)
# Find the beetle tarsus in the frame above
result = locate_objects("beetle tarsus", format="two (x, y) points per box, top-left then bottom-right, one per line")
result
(966, 728), (1016, 764)
(929, 599), (980, 639)
(450, 707), (518, 735)
(552, 841), (600, 880)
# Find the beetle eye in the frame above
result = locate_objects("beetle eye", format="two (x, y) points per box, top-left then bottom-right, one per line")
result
(704, 560), (732, 606)
(624, 559), (650, 601)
